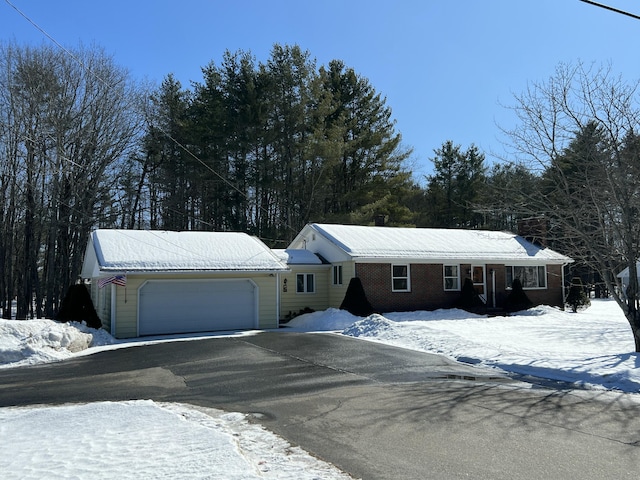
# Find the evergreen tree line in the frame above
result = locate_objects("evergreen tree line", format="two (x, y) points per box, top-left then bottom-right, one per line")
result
(118, 41), (536, 238)
(116, 45), (415, 243)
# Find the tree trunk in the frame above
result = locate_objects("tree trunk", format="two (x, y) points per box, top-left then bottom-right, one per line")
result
(630, 310), (640, 352)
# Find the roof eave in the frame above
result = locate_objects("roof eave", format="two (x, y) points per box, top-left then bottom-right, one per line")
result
(349, 255), (573, 265)
(94, 267), (290, 275)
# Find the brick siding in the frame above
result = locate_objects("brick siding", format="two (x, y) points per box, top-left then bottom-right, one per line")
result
(356, 262), (565, 313)
(356, 263), (461, 312)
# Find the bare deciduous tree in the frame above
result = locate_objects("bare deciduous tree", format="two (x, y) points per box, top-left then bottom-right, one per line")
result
(500, 61), (640, 351)
(0, 42), (141, 318)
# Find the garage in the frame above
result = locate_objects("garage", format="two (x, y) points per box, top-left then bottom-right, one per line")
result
(138, 279), (257, 336)
(83, 230), (287, 338)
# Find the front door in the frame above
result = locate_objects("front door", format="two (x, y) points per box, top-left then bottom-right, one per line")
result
(472, 265), (487, 303)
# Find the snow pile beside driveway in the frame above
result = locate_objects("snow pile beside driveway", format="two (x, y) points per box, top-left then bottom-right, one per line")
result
(286, 307), (362, 331)
(351, 301), (640, 392)
(290, 299), (640, 393)
(0, 319), (115, 368)
(0, 400), (354, 480)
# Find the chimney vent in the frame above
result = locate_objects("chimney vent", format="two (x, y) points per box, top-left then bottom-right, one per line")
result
(517, 217), (548, 247)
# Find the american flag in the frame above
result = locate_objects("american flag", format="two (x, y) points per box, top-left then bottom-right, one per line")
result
(98, 275), (127, 288)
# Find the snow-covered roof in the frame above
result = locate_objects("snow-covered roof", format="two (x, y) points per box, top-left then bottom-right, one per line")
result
(294, 223), (572, 264)
(85, 230), (288, 273)
(617, 262), (640, 280)
(272, 249), (324, 265)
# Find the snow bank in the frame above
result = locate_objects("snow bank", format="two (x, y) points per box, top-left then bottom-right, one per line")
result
(0, 319), (116, 368)
(285, 308), (362, 331)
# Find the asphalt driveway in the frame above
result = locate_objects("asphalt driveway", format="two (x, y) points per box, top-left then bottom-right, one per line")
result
(0, 332), (638, 479)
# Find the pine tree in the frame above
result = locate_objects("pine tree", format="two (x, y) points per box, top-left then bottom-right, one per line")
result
(565, 277), (591, 313)
(425, 141), (486, 227)
(320, 60), (411, 222)
(145, 74), (194, 230)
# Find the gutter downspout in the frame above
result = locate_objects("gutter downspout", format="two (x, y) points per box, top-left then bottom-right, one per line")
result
(562, 262), (568, 308)
(276, 272), (281, 327)
(491, 269), (496, 309)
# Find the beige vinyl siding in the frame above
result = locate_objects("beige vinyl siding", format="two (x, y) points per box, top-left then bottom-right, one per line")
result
(90, 281), (98, 320)
(100, 283), (112, 334)
(110, 272), (279, 338)
(90, 280), (112, 334)
(113, 275), (142, 338)
(253, 276), (279, 329)
(329, 261), (355, 308)
(279, 265), (330, 320)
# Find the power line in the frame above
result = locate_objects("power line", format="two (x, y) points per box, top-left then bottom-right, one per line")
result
(579, 0), (640, 21)
(4, 0), (107, 82)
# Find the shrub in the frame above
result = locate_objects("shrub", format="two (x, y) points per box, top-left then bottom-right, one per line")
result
(503, 278), (533, 313)
(456, 277), (485, 312)
(565, 277), (591, 313)
(56, 284), (102, 329)
(340, 277), (374, 316)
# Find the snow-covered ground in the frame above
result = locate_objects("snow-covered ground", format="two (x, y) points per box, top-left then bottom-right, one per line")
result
(0, 400), (354, 480)
(1, 298), (638, 479)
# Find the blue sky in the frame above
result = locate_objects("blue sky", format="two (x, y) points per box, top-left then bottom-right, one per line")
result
(2, 0), (639, 180)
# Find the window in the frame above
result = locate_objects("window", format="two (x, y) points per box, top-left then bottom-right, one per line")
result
(505, 265), (547, 289)
(392, 264), (410, 292)
(332, 265), (343, 285)
(443, 265), (460, 291)
(296, 273), (315, 293)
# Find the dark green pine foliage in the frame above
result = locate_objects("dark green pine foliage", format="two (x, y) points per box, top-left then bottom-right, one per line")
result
(541, 121), (610, 266)
(137, 44), (415, 242)
(190, 59), (232, 231)
(221, 51), (258, 233)
(565, 277), (591, 313)
(263, 45), (316, 241)
(503, 278), (533, 313)
(479, 163), (541, 232)
(424, 141), (486, 228)
(145, 74), (194, 230)
(320, 60), (412, 225)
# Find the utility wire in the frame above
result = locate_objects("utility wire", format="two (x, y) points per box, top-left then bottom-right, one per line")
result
(4, 0), (109, 84)
(579, 0), (640, 21)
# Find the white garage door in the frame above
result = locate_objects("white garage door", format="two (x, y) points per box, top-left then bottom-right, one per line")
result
(138, 279), (257, 336)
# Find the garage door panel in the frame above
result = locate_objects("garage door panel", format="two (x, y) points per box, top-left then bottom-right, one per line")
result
(139, 280), (257, 336)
